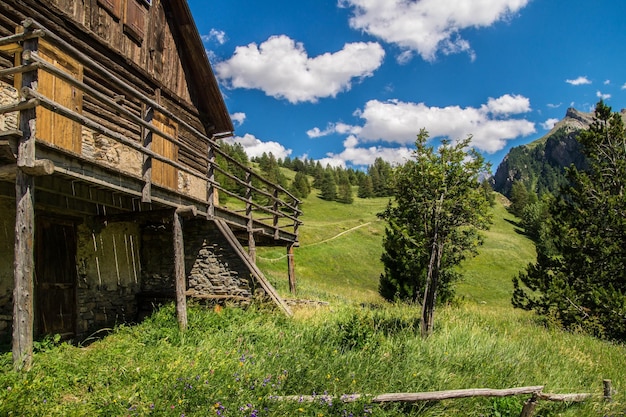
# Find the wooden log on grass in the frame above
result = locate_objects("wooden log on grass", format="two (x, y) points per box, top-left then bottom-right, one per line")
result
(371, 386), (545, 403)
(271, 386), (545, 404)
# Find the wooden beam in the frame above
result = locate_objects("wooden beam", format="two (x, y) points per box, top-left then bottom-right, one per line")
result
(214, 219), (293, 316)
(13, 168), (35, 371)
(173, 210), (187, 330)
(372, 386), (545, 403)
(0, 160), (54, 181)
(288, 244), (296, 295)
(13, 33), (38, 371)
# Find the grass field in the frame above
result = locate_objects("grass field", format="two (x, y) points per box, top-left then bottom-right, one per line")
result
(1, 189), (624, 417)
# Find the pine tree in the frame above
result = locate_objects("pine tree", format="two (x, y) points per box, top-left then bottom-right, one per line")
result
(358, 175), (374, 198)
(319, 171), (337, 201)
(513, 101), (626, 340)
(290, 171), (311, 200)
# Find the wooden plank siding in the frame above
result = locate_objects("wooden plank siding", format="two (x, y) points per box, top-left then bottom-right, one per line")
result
(152, 113), (178, 190)
(34, 41), (83, 154)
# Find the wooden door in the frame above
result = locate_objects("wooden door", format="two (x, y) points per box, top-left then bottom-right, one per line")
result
(152, 113), (178, 190)
(35, 218), (77, 338)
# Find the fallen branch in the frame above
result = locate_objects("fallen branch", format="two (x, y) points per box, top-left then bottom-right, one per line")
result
(371, 386), (544, 403)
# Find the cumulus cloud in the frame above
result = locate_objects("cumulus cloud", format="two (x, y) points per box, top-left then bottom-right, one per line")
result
(215, 35), (385, 103)
(566, 76), (591, 86)
(307, 122), (362, 138)
(320, 135), (413, 167)
(309, 94), (535, 155)
(596, 91), (611, 100)
(202, 29), (227, 45)
(485, 94), (531, 115)
(340, 0), (529, 62)
(230, 112), (246, 126)
(223, 133), (292, 160)
(541, 118), (559, 130)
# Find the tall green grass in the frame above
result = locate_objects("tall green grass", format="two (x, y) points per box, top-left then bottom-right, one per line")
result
(1, 303), (623, 416)
(1, 191), (624, 416)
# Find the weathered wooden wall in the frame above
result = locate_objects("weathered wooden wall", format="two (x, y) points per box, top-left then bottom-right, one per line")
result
(0, 0), (215, 193)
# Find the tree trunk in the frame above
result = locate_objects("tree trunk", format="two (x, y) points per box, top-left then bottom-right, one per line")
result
(421, 193), (445, 338)
(421, 238), (443, 338)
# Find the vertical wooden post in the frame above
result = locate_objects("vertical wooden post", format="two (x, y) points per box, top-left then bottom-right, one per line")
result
(141, 103), (154, 203)
(207, 145), (215, 218)
(245, 172), (255, 262)
(603, 379), (612, 402)
(519, 393), (538, 417)
(272, 188), (279, 240)
(13, 33), (38, 371)
(287, 244), (296, 295)
(173, 210), (187, 330)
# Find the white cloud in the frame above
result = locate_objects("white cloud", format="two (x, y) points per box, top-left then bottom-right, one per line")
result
(202, 29), (227, 45)
(223, 133), (292, 159)
(604, 79), (611, 85)
(321, 135), (413, 167)
(566, 76), (591, 86)
(596, 91), (611, 100)
(547, 102), (562, 109)
(215, 35), (385, 103)
(340, 0), (529, 62)
(230, 112), (246, 126)
(485, 94), (531, 115)
(622, 83), (626, 90)
(312, 95), (535, 155)
(307, 122), (362, 138)
(541, 118), (559, 130)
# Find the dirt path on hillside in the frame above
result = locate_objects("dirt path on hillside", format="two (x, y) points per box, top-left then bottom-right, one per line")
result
(257, 222), (372, 262)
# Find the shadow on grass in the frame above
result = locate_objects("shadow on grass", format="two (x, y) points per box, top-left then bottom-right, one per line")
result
(504, 218), (527, 236)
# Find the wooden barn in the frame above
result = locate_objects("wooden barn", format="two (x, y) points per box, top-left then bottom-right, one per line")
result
(0, 0), (300, 369)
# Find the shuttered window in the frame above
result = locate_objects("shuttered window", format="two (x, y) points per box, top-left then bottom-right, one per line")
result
(36, 41), (84, 154)
(97, 0), (122, 19)
(124, 0), (147, 43)
(152, 114), (179, 190)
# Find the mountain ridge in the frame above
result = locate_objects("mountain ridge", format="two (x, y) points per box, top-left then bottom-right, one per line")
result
(492, 107), (603, 197)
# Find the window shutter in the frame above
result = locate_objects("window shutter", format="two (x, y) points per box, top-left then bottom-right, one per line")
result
(124, 0), (147, 43)
(97, 0), (122, 19)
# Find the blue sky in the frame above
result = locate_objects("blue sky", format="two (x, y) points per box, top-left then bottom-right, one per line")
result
(188, 0), (626, 170)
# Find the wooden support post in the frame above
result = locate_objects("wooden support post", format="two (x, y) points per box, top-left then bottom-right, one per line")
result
(287, 244), (296, 295)
(273, 188), (279, 240)
(603, 379), (612, 402)
(207, 145), (216, 217)
(13, 34), (38, 371)
(173, 209), (187, 330)
(141, 103), (154, 203)
(245, 172), (256, 262)
(519, 393), (538, 417)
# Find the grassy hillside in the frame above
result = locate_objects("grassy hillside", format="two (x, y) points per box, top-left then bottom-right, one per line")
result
(259, 190), (535, 310)
(257, 189), (387, 302)
(1, 187), (625, 417)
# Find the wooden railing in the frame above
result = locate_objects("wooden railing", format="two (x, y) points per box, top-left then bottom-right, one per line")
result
(0, 19), (301, 241)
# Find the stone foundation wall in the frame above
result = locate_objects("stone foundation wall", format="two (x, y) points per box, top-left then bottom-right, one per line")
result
(0, 206), (260, 343)
(75, 220), (142, 339)
(0, 83), (18, 132)
(141, 219), (260, 302)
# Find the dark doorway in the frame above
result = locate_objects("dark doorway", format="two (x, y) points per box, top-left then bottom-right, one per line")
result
(35, 217), (77, 338)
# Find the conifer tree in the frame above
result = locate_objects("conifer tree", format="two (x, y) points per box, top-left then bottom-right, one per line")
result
(513, 101), (626, 340)
(379, 130), (492, 337)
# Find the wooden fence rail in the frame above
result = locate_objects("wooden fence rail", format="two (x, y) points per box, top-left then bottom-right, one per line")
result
(271, 382), (613, 417)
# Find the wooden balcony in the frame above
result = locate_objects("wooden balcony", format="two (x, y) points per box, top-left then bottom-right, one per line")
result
(0, 19), (301, 245)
